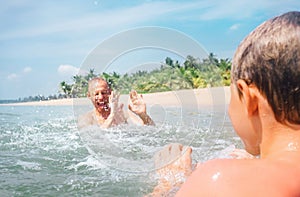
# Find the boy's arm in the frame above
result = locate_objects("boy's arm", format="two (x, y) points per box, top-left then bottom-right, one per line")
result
(147, 143), (193, 196)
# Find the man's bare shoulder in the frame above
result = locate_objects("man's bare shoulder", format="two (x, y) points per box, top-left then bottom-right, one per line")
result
(78, 110), (95, 129)
(176, 158), (300, 197)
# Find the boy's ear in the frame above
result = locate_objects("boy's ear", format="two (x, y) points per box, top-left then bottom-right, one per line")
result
(236, 79), (258, 117)
(87, 92), (90, 98)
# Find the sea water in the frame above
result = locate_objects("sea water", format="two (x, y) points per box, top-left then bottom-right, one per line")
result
(0, 104), (242, 197)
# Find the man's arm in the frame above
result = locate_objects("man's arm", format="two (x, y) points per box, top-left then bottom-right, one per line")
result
(136, 112), (155, 126)
(101, 91), (120, 128)
(100, 113), (115, 128)
(128, 90), (155, 126)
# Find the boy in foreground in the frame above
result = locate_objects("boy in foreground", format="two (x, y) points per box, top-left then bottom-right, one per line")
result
(150, 11), (300, 196)
(78, 77), (154, 129)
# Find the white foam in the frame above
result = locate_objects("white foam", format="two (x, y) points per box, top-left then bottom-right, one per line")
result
(67, 155), (106, 171)
(16, 160), (41, 171)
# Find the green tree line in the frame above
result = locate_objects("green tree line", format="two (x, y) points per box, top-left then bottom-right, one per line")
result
(59, 54), (231, 97)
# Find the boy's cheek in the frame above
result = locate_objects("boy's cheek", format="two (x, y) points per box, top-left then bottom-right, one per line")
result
(228, 84), (247, 133)
(229, 106), (260, 156)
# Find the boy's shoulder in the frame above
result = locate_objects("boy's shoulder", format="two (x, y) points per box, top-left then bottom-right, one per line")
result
(177, 158), (300, 197)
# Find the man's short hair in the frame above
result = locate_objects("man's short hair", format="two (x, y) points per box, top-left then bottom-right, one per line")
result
(88, 77), (109, 92)
(232, 11), (300, 124)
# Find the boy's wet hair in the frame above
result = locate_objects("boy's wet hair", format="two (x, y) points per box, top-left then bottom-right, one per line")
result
(232, 11), (300, 124)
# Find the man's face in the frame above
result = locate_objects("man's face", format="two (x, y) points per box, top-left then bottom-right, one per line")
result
(89, 80), (111, 111)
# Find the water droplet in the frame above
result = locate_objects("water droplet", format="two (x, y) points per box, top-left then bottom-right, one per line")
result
(212, 172), (221, 181)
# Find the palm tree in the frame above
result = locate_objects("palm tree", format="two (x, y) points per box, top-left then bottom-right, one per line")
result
(217, 58), (231, 71)
(85, 69), (97, 81)
(165, 57), (174, 68)
(59, 81), (72, 97)
(72, 75), (88, 97)
(58, 53), (231, 96)
(207, 52), (219, 65)
(184, 55), (199, 69)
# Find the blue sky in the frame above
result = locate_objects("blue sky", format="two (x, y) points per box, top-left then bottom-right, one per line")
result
(0, 0), (299, 99)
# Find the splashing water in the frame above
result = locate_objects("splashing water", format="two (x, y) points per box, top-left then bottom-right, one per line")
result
(0, 105), (241, 196)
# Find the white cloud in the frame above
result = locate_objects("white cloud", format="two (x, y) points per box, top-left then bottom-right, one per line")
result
(6, 66), (32, 81)
(7, 73), (18, 80)
(23, 66), (32, 73)
(0, 1), (204, 41)
(229, 24), (240, 31)
(191, 0), (300, 21)
(1, 0), (300, 42)
(57, 64), (79, 77)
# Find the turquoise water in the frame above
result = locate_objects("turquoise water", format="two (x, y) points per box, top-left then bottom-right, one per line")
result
(0, 104), (241, 197)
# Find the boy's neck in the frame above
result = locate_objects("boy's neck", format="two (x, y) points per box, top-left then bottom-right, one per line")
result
(260, 122), (300, 159)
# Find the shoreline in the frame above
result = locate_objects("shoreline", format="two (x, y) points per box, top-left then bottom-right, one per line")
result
(0, 86), (230, 107)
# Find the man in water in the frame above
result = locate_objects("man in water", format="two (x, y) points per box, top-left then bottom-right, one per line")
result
(78, 77), (154, 128)
(150, 11), (300, 196)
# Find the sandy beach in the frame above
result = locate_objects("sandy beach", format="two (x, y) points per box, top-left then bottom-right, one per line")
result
(0, 86), (230, 107)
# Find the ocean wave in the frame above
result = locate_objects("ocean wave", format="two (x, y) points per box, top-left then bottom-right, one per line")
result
(16, 160), (41, 171)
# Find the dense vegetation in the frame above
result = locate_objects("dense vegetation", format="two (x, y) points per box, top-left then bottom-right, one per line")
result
(59, 53), (231, 98)
(0, 54), (231, 104)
